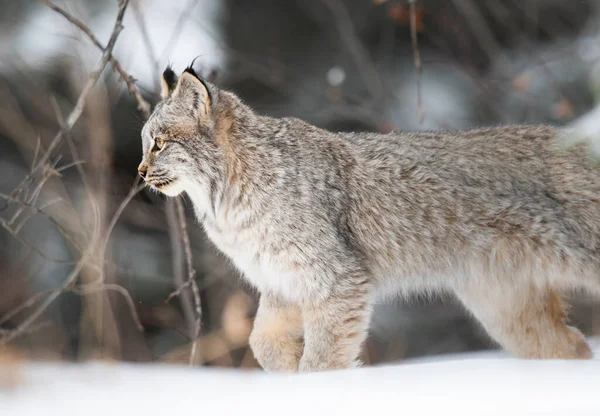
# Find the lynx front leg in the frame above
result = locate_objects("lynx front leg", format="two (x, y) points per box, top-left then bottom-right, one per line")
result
(249, 295), (304, 372)
(299, 277), (372, 371)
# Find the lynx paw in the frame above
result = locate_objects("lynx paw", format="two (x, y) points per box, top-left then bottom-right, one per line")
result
(249, 328), (303, 372)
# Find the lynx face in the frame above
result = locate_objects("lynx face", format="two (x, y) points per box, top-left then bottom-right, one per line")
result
(138, 67), (221, 197)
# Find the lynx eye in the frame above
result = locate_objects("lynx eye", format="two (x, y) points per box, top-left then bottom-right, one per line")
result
(152, 138), (165, 152)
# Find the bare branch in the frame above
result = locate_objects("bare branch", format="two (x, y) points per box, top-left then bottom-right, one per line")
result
(0, 288), (59, 327)
(0, 192), (81, 251)
(164, 278), (193, 304)
(174, 198), (202, 366)
(165, 200), (196, 346)
(0, 255), (87, 344)
(48, 95), (90, 191)
(0, 216), (75, 264)
(101, 177), (144, 256)
(39, 0), (151, 118)
(71, 283), (144, 332)
(39, 0), (105, 50)
(8, 157), (62, 230)
(0, 280), (144, 342)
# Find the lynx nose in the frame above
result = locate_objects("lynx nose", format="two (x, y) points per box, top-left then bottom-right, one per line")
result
(138, 165), (147, 179)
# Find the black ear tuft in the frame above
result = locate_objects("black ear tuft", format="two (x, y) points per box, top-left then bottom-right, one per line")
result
(183, 59), (212, 102)
(163, 66), (178, 91)
(183, 66), (200, 79)
(184, 55), (203, 79)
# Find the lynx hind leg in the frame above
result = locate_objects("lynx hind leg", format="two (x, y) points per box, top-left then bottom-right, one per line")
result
(249, 295), (304, 372)
(455, 281), (592, 359)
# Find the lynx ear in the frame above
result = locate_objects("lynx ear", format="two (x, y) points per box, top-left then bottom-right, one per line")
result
(161, 66), (178, 99)
(172, 67), (211, 118)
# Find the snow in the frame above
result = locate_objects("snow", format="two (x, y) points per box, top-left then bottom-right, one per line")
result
(2, 345), (600, 416)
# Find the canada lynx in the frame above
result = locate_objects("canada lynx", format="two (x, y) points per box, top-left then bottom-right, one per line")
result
(139, 66), (600, 371)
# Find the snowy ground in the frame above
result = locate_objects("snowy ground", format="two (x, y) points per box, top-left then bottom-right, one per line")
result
(2, 343), (600, 416)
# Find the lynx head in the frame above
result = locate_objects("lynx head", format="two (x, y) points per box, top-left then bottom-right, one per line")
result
(138, 66), (228, 197)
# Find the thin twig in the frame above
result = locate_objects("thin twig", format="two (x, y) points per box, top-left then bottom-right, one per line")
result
(31, 136), (42, 171)
(8, 158), (61, 229)
(0, 281), (143, 338)
(55, 160), (87, 173)
(0, 192), (81, 251)
(409, 0), (425, 123)
(12, 195), (63, 235)
(164, 278), (193, 304)
(48, 95), (90, 190)
(175, 198), (202, 366)
(0, 289), (62, 327)
(0, 255), (87, 344)
(39, 0), (151, 118)
(165, 200), (196, 345)
(101, 178), (144, 256)
(0, 321), (53, 340)
(0, 217), (75, 264)
(71, 283), (144, 332)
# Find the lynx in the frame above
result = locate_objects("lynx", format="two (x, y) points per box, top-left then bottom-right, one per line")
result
(138, 65), (600, 371)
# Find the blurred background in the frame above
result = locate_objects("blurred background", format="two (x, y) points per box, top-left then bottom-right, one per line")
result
(1, 0), (600, 368)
